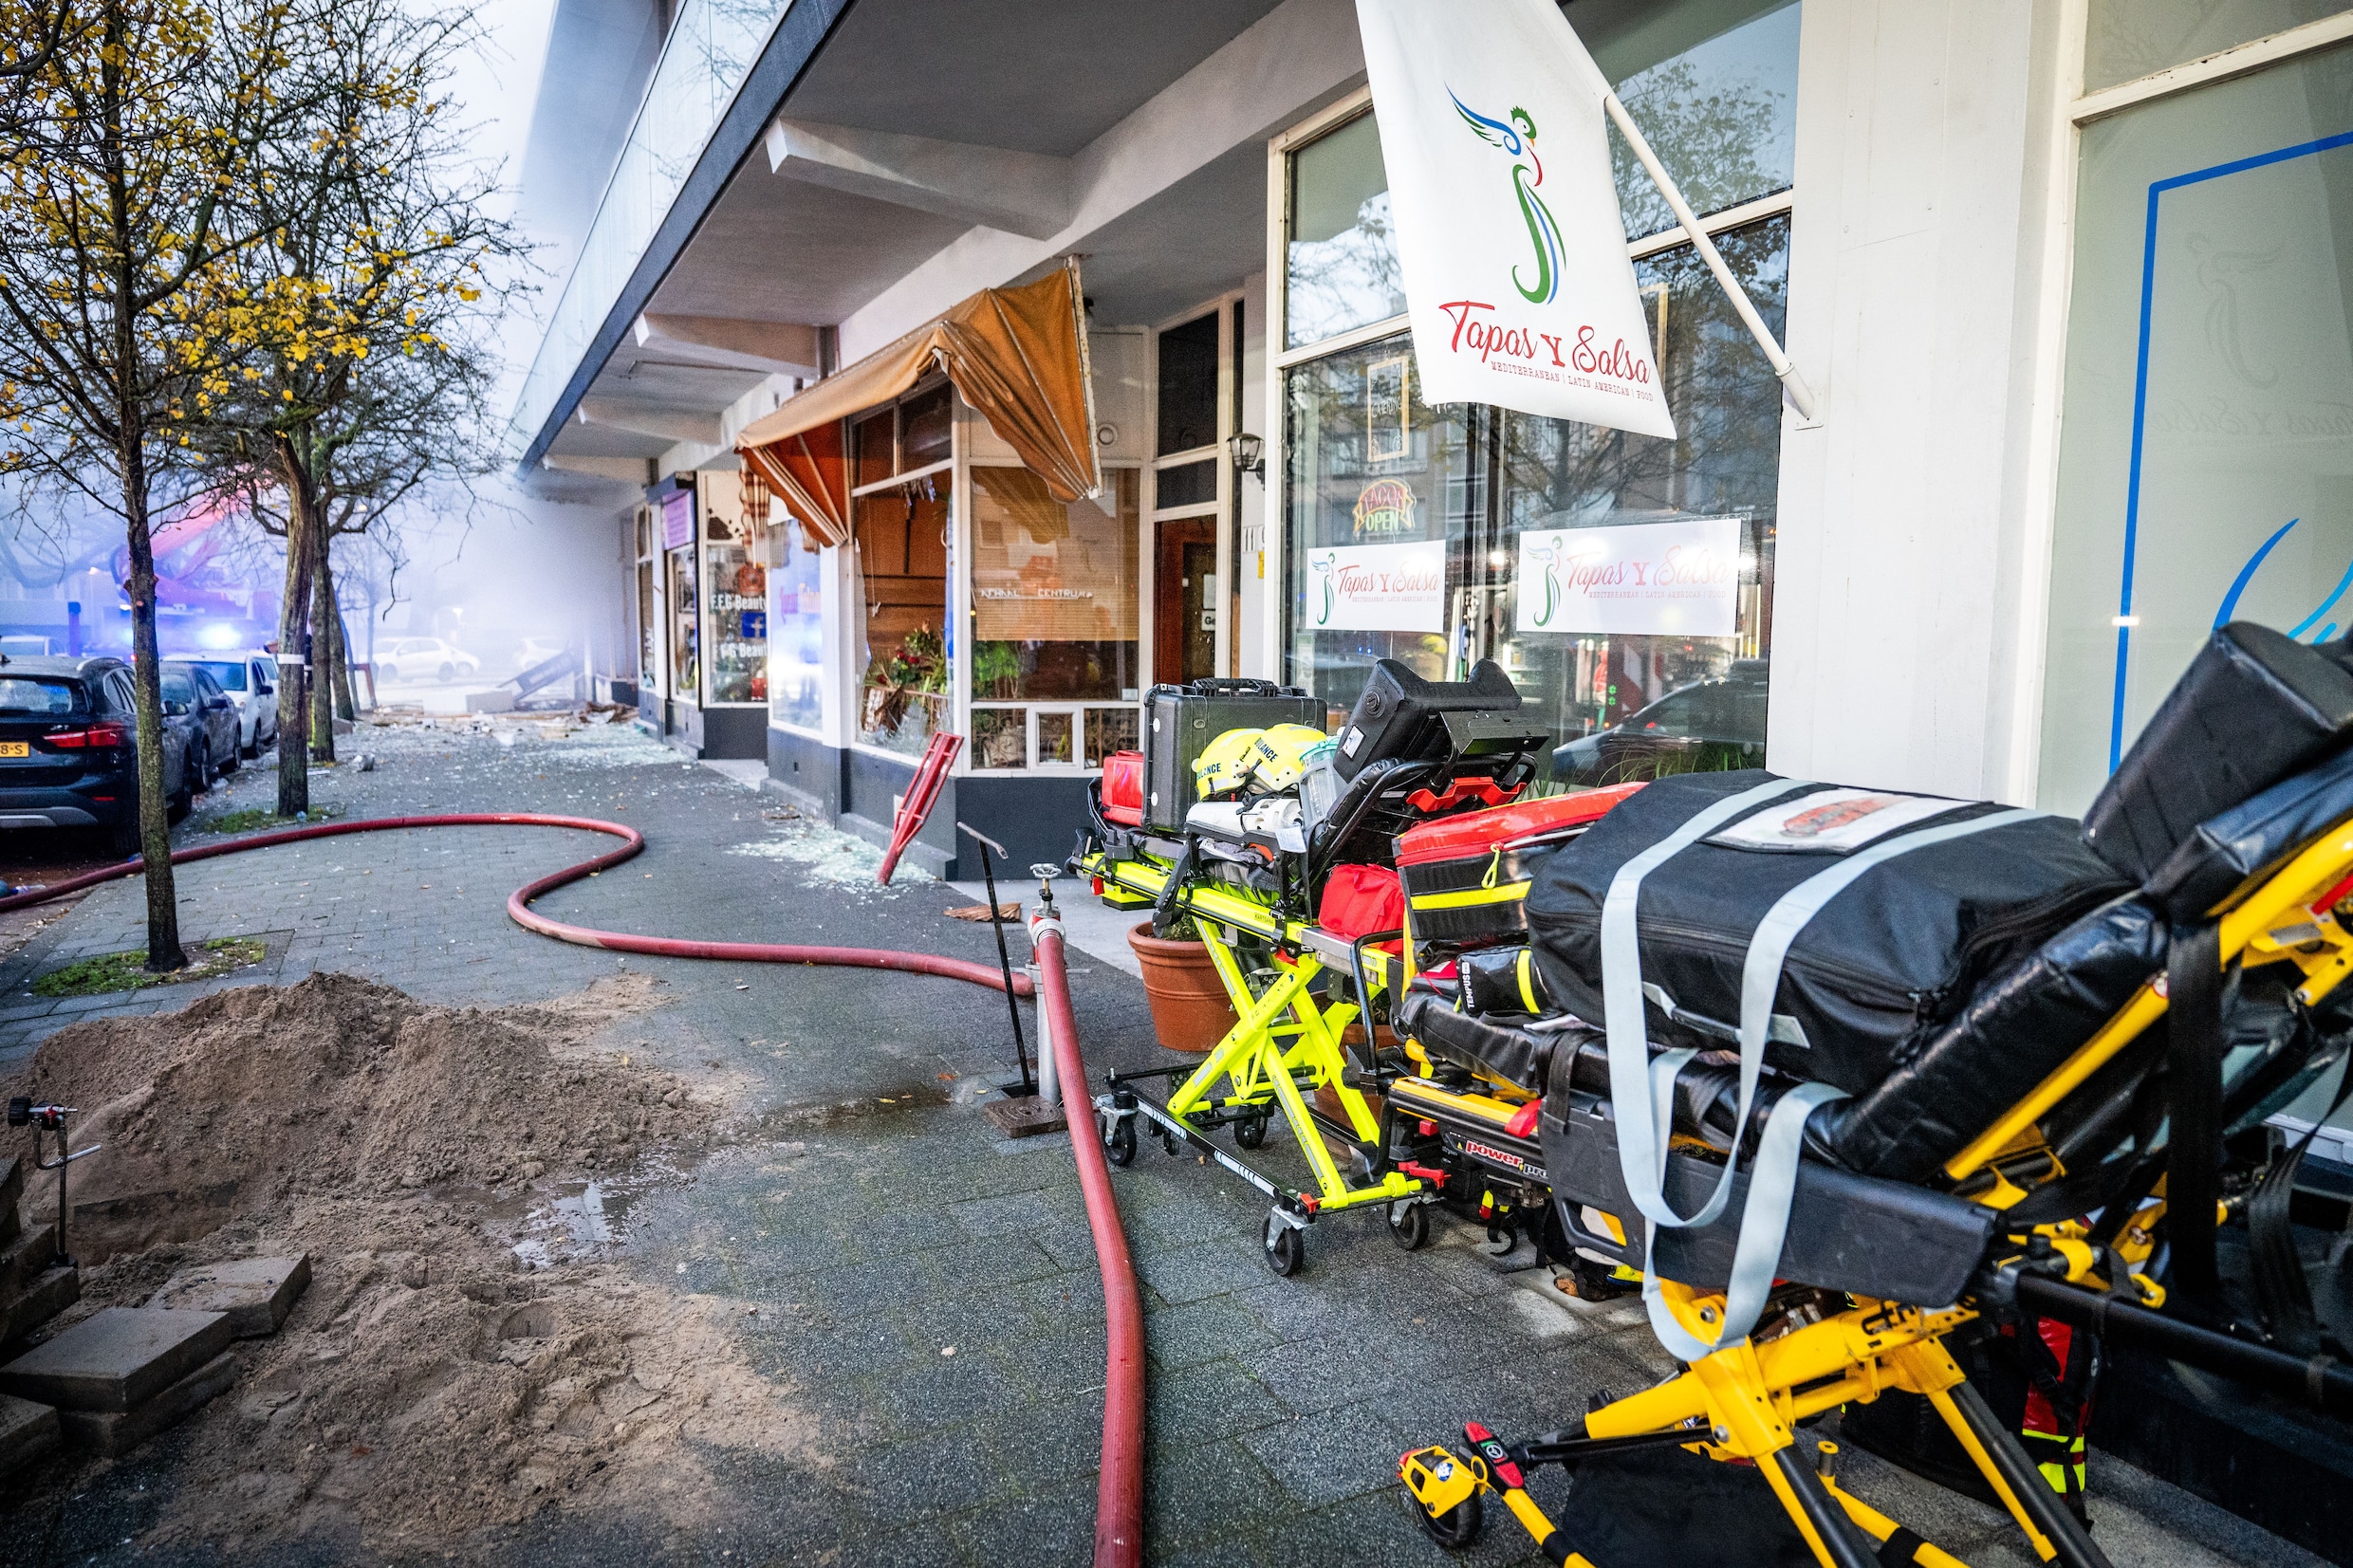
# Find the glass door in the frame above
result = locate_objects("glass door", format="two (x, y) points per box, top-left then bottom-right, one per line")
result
(2039, 39), (2353, 812)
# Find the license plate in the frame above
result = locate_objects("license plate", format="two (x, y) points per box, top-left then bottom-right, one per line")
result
(0, 743), (28, 758)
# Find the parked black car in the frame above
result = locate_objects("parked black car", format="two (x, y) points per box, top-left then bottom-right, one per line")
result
(0, 656), (191, 854)
(1550, 659), (1769, 786)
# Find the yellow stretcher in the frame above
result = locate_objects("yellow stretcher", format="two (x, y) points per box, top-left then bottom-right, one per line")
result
(1393, 792), (2353, 1568)
(1080, 846), (1425, 1275)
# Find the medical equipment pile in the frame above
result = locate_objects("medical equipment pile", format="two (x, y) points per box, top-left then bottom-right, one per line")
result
(1071, 621), (2353, 1568)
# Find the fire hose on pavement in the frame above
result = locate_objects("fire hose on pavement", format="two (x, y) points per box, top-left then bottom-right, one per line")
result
(0, 813), (1146, 1566)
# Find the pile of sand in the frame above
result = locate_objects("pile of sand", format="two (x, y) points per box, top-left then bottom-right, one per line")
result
(17, 972), (700, 1257)
(5, 973), (822, 1553)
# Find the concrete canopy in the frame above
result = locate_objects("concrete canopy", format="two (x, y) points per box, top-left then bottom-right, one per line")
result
(537, 0), (1298, 470)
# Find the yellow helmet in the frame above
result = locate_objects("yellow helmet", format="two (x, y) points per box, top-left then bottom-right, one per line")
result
(1247, 724), (1332, 794)
(1192, 727), (1265, 798)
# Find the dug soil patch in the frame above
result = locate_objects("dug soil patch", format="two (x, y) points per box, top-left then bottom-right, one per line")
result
(3, 972), (821, 1555)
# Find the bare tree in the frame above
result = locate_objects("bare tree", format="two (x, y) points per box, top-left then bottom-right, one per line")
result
(185, 0), (521, 815)
(0, 0), (320, 970)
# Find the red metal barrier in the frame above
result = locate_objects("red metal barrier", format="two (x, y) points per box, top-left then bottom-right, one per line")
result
(878, 730), (962, 885)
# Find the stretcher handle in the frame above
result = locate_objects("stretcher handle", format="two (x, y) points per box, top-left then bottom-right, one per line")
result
(1347, 927), (1405, 1082)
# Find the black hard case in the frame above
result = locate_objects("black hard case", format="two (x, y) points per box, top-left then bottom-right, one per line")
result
(1332, 658), (1523, 782)
(1140, 678), (1322, 833)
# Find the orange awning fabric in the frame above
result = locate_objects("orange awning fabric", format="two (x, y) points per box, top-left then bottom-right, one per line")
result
(735, 259), (1101, 549)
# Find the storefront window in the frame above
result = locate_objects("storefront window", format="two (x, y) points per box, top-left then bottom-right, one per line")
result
(855, 479), (951, 756)
(2039, 42), (2353, 813)
(768, 519), (824, 733)
(1282, 216), (1787, 780)
(2084, 0), (2344, 92)
(1499, 218), (1787, 784)
(1604, 3), (1798, 239)
(1286, 112), (1406, 349)
(701, 500), (766, 705)
(667, 544), (697, 699)
(636, 557), (658, 692)
(970, 466), (1139, 767)
(1282, 341), (1479, 719)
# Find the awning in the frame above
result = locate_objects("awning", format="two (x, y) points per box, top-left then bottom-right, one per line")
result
(735, 259), (1100, 548)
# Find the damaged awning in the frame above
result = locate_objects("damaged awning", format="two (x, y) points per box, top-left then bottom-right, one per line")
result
(735, 258), (1101, 547)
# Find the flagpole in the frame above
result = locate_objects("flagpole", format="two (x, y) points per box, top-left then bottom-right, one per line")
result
(1602, 92), (1821, 423)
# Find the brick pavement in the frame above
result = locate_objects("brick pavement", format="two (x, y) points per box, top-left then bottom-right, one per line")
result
(0, 716), (2314, 1567)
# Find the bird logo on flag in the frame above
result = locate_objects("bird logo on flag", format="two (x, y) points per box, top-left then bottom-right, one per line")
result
(1450, 90), (1564, 306)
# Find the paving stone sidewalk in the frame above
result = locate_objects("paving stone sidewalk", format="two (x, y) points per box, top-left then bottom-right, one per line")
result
(0, 717), (2315, 1567)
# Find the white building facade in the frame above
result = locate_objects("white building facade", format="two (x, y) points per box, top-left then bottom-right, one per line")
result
(510, 0), (2353, 875)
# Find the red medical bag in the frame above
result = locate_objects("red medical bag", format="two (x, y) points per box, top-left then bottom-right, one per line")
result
(1101, 750), (1145, 827)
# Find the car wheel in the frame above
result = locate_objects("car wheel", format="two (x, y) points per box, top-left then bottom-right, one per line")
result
(220, 736), (240, 774)
(169, 757), (194, 821)
(192, 739), (215, 790)
(437, 661), (454, 681)
(107, 811), (139, 858)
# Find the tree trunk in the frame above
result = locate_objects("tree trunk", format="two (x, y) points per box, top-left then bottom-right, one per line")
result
(274, 450), (317, 818)
(101, 0), (180, 970)
(309, 538), (335, 763)
(119, 429), (184, 971)
(330, 582), (358, 720)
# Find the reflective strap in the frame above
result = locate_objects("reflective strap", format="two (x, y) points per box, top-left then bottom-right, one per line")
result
(1516, 949), (1540, 1015)
(1410, 883), (1530, 912)
(1603, 778), (1806, 1231)
(1641, 1078), (1850, 1361)
(1725, 806), (2045, 1206)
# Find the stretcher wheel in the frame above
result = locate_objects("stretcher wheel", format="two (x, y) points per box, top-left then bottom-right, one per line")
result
(1263, 1211), (1305, 1277)
(1418, 1490), (1484, 1550)
(1233, 1112), (1269, 1150)
(1102, 1116), (1137, 1168)
(1388, 1200), (1429, 1251)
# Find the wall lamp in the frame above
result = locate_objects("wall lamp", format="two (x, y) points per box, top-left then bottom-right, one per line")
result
(1228, 431), (1266, 484)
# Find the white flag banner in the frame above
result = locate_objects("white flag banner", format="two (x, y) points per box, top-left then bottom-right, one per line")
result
(1355, 0), (1675, 440)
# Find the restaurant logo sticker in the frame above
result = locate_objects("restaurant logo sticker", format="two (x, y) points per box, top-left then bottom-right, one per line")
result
(1352, 478), (1420, 539)
(1452, 92), (1563, 306)
(1308, 540), (1447, 633)
(1514, 516), (1740, 636)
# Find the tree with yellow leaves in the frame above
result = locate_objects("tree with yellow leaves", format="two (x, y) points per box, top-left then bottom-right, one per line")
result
(0, 0), (322, 971)
(181, 0), (522, 817)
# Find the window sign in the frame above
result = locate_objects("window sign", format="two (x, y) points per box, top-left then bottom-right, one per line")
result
(1513, 517), (1741, 636)
(661, 490), (694, 550)
(1304, 540), (1447, 632)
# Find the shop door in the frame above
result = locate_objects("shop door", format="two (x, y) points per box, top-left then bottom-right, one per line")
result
(1155, 517), (1217, 686)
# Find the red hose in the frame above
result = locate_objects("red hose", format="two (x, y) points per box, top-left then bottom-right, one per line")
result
(1030, 905), (1143, 1568)
(0, 812), (1144, 1544)
(0, 813), (1029, 995)
(0, 822), (1148, 1541)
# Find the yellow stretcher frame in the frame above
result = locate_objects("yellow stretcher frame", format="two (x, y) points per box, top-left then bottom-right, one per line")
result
(1079, 847), (1422, 1252)
(1395, 816), (2353, 1568)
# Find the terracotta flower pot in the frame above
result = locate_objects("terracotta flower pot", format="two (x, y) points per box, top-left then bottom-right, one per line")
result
(1127, 921), (1238, 1053)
